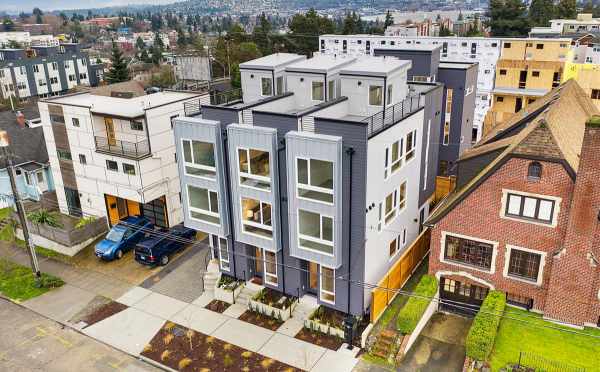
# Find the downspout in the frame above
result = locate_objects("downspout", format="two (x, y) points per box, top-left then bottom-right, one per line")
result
(345, 147), (355, 316)
(222, 129), (237, 278)
(277, 138), (286, 294)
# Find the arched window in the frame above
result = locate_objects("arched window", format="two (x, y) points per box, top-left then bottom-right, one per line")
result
(528, 162), (542, 180)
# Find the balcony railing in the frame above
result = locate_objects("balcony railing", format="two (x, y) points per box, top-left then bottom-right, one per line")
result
(183, 88), (243, 116)
(363, 95), (424, 138)
(94, 136), (150, 159)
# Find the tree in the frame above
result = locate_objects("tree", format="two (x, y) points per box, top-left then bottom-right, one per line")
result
(487, 0), (530, 36)
(153, 33), (164, 52)
(177, 28), (187, 48)
(2, 18), (14, 31)
(105, 42), (129, 84)
(136, 36), (145, 50)
(556, 0), (576, 19)
(287, 9), (335, 55)
(529, 0), (555, 27)
(439, 24), (453, 36)
(237, 41), (262, 63)
(583, 0), (594, 13)
(33, 7), (43, 24)
(342, 12), (363, 34)
(253, 13), (272, 55)
(384, 10), (394, 28)
(149, 66), (175, 88)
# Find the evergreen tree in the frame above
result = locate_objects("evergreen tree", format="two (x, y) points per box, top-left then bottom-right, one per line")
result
(556, 0), (577, 19)
(287, 9), (335, 55)
(135, 36), (145, 50)
(342, 12), (363, 34)
(253, 13), (272, 55)
(153, 33), (164, 51)
(105, 42), (129, 84)
(384, 10), (394, 28)
(439, 24), (453, 36)
(487, 0), (530, 36)
(32, 7), (43, 24)
(529, 0), (556, 27)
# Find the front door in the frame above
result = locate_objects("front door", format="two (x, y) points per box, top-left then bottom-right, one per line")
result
(308, 261), (319, 294)
(515, 97), (523, 113)
(104, 117), (116, 146)
(64, 187), (82, 217)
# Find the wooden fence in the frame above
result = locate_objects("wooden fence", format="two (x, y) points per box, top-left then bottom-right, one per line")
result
(370, 228), (431, 323)
(435, 176), (456, 204)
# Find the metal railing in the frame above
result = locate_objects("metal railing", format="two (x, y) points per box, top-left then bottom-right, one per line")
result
(183, 88), (243, 116)
(363, 95), (423, 138)
(516, 351), (585, 372)
(94, 136), (150, 159)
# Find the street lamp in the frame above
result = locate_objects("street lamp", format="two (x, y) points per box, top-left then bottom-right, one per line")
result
(0, 130), (41, 283)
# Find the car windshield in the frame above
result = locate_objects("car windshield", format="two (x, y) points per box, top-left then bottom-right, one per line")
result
(106, 226), (127, 242)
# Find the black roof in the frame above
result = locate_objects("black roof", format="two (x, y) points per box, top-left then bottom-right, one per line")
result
(0, 103), (49, 169)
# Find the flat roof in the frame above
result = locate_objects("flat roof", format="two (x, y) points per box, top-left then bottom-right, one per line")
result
(320, 34), (571, 42)
(340, 57), (411, 77)
(375, 44), (441, 52)
(239, 53), (306, 71)
(285, 54), (356, 74)
(46, 91), (200, 118)
(439, 62), (477, 69)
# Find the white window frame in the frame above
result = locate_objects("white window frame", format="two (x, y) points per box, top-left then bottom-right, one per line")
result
(500, 189), (561, 228)
(328, 80), (336, 100)
(181, 139), (217, 180)
(405, 129), (417, 162)
(384, 189), (398, 225)
(261, 77), (273, 96)
(296, 157), (334, 205)
(386, 84), (393, 106)
(384, 139), (404, 179)
(398, 181), (407, 211)
(320, 266), (335, 304)
(263, 250), (278, 286)
(368, 84), (383, 106)
(187, 185), (220, 227)
(217, 237), (230, 271)
(439, 231), (499, 274)
(297, 210), (334, 257)
(240, 197), (273, 240)
(311, 80), (325, 101)
(502, 244), (546, 286)
(377, 202), (383, 232)
(238, 147), (271, 191)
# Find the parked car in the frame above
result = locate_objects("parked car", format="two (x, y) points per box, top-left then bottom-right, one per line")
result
(95, 216), (153, 261)
(134, 224), (196, 266)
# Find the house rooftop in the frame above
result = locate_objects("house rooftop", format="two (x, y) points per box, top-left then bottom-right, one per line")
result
(0, 103), (48, 169)
(239, 53), (305, 71)
(285, 54), (356, 74)
(340, 57), (411, 77)
(439, 62), (477, 70)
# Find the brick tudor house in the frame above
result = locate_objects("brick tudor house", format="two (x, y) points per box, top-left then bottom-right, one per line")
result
(424, 79), (600, 328)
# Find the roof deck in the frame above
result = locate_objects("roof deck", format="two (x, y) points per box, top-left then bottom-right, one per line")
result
(285, 54), (356, 74)
(340, 57), (411, 77)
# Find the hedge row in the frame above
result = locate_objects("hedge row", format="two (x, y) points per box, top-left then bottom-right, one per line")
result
(465, 290), (506, 361)
(396, 275), (438, 334)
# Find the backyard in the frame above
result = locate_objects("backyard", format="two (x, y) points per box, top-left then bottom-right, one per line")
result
(489, 307), (600, 371)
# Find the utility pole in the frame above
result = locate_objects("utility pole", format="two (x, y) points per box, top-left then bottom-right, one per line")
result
(0, 130), (41, 283)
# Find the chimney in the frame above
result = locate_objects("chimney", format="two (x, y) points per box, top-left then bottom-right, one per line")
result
(544, 115), (600, 326)
(15, 111), (26, 128)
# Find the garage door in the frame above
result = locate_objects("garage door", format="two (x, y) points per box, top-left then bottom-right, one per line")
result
(439, 277), (488, 317)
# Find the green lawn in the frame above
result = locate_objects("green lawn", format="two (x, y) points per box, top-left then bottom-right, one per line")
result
(0, 207), (14, 241)
(489, 307), (600, 371)
(0, 258), (64, 302)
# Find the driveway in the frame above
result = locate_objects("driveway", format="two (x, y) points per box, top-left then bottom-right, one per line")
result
(398, 312), (472, 372)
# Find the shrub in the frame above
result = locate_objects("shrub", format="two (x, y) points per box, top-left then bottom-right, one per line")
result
(39, 274), (64, 289)
(396, 275), (438, 334)
(75, 216), (96, 229)
(465, 290), (506, 361)
(27, 209), (62, 228)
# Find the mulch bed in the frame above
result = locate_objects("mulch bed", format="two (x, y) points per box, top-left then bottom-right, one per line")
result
(204, 299), (231, 313)
(294, 327), (344, 351)
(238, 310), (284, 331)
(254, 287), (296, 310)
(141, 321), (300, 372)
(81, 301), (128, 328)
(309, 306), (345, 329)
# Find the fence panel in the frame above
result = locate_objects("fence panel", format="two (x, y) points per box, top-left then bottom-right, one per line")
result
(435, 176), (457, 203)
(370, 228), (431, 323)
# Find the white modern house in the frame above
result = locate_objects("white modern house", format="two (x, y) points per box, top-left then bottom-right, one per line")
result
(38, 87), (206, 227)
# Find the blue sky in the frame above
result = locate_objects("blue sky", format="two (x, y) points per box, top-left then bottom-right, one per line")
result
(1, 0), (177, 13)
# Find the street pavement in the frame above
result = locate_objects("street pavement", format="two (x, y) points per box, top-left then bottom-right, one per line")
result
(0, 299), (159, 372)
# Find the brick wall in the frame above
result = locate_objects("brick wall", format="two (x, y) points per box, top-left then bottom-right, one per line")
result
(429, 156), (574, 312)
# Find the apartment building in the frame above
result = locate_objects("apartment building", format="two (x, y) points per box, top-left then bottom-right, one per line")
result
(425, 80), (600, 327)
(0, 43), (102, 100)
(530, 13), (600, 37)
(38, 84), (205, 227)
(174, 53), (442, 317)
(319, 34), (502, 143)
(484, 38), (571, 135)
(372, 45), (478, 175)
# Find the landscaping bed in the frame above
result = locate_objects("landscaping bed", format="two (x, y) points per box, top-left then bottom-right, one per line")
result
(214, 274), (244, 304)
(249, 288), (297, 322)
(0, 258), (64, 302)
(309, 305), (345, 329)
(204, 299), (230, 314)
(295, 327), (344, 351)
(142, 321), (300, 371)
(81, 300), (128, 328)
(238, 309), (284, 331)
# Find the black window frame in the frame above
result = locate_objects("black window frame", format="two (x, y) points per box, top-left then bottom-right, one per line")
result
(507, 248), (542, 282)
(505, 193), (555, 223)
(122, 163), (136, 175)
(444, 235), (494, 270)
(78, 154), (86, 164)
(130, 120), (144, 131)
(106, 160), (118, 172)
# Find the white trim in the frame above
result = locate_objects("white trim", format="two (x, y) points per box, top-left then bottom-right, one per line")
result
(181, 139), (217, 180)
(503, 244), (546, 286)
(439, 231), (499, 274)
(260, 77), (273, 97)
(263, 250), (278, 286)
(218, 237), (230, 272)
(187, 185), (221, 227)
(500, 189), (561, 228)
(297, 209), (335, 257)
(311, 80), (325, 102)
(237, 146), (272, 191)
(435, 270), (495, 290)
(368, 84), (384, 107)
(295, 156), (335, 206)
(320, 265), (335, 305)
(240, 197), (273, 240)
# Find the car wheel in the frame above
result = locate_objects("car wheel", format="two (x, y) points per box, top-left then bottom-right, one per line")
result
(160, 255), (169, 266)
(115, 250), (123, 259)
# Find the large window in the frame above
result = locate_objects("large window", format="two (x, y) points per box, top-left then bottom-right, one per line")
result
(264, 250), (278, 285)
(241, 198), (272, 239)
(298, 210), (333, 255)
(188, 185), (220, 225)
(261, 77), (273, 96)
(238, 148), (271, 190)
(405, 130), (417, 161)
(182, 140), (216, 179)
(297, 158), (334, 203)
(444, 234), (494, 270)
(505, 192), (555, 224)
(507, 247), (542, 282)
(398, 182), (406, 210)
(320, 266), (335, 304)
(384, 190), (397, 224)
(369, 85), (383, 106)
(312, 81), (324, 101)
(384, 139), (403, 178)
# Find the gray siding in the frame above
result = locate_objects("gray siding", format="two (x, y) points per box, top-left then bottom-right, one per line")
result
(201, 106), (240, 126)
(374, 48), (441, 80)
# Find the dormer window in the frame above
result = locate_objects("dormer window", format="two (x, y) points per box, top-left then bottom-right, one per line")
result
(369, 85), (383, 106)
(312, 81), (324, 101)
(528, 162), (542, 180)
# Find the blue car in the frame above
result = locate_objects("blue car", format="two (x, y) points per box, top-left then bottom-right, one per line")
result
(95, 216), (154, 261)
(134, 224), (196, 266)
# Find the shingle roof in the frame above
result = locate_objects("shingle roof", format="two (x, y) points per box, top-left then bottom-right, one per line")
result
(427, 79), (599, 225)
(0, 103), (48, 169)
